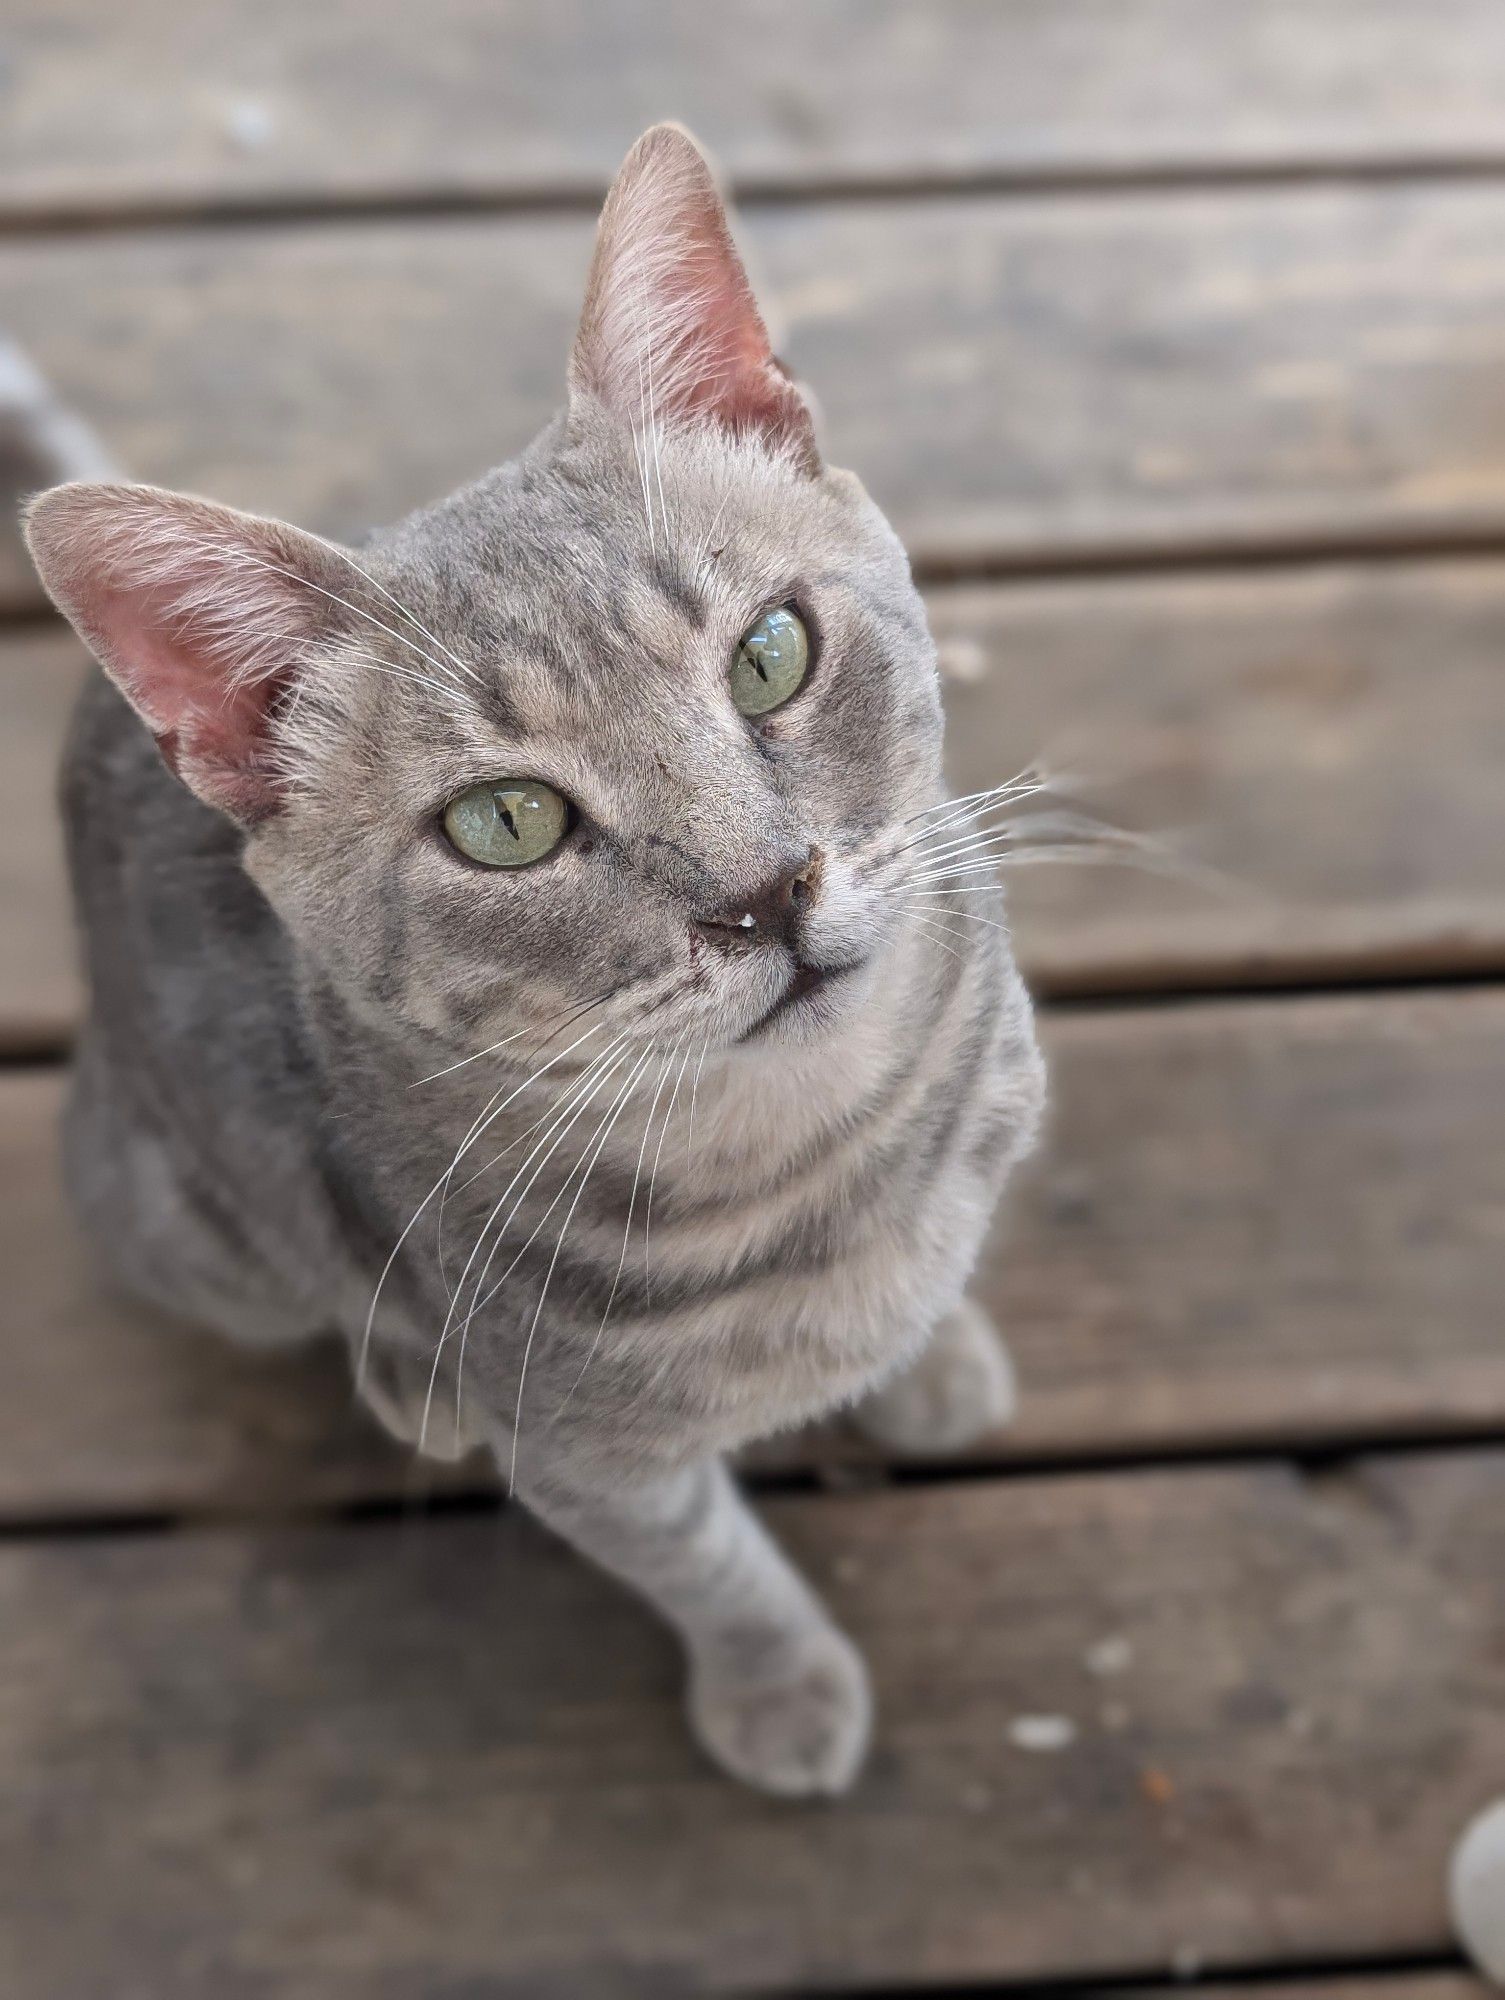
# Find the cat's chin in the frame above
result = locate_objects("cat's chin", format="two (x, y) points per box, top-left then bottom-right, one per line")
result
(734, 957), (869, 1049)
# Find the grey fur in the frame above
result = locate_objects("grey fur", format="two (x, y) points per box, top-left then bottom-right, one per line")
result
(27, 126), (1043, 1794)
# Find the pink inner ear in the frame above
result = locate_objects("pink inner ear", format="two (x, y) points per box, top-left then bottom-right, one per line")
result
(572, 125), (817, 467)
(99, 575), (288, 824)
(671, 205), (800, 438)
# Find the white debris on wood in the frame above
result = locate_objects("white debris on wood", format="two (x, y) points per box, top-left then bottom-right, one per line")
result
(1451, 1797), (1505, 1983)
(1007, 1713), (1078, 1753)
(1171, 1943), (1205, 1982)
(221, 97), (277, 152)
(1084, 1634), (1134, 1677)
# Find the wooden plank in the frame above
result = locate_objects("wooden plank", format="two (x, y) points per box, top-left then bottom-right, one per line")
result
(0, 630), (84, 1049)
(8, 0), (1505, 221)
(4, 988), (1504, 1519)
(11, 185), (1505, 588)
(4, 1452), (1503, 1993)
(938, 558), (1505, 993)
(1179, 1988), (1489, 2000)
(11, 555), (1505, 1043)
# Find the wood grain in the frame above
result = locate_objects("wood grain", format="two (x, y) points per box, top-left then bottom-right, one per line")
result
(0, 630), (84, 1048)
(5, 1452), (1502, 1994)
(4, 988), (1503, 1519)
(10, 554), (1505, 1043)
(11, 185), (1505, 594)
(8, 0), (1505, 221)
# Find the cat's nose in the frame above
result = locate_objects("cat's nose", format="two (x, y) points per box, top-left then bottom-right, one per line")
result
(692, 847), (823, 953)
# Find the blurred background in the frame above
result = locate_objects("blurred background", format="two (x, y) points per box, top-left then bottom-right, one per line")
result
(3, 5), (1504, 1995)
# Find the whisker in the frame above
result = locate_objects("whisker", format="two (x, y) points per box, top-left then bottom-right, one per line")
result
(505, 1043), (658, 1490)
(357, 1017), (615, 1397)
(901, 893), (1013, 935)
(323, 647), (471, 712)
(684, 1032), (713, 1170)
(553, 1043), (680, 1426)
(886, 777), (1055, 863)
(695, 484), (734, 577)
(901, 815), (1045, 872)
(223, 550), (471, 695)
(452, 1037), (652, 1454)
(412, 988), (613, 1088)
(908, 915), (964, 960)
(420, 1039), (633, 1451)
(315, 543), (484, 686)
(641, 1039), (694, 1307)
(897, 766), (1051, 832)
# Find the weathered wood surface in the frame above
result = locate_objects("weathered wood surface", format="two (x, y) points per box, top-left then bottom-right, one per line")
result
(6, 989), (1503, 1519)
(11, 556), (1505, 1042)
(0, 629), (83, 1048)
(5, 1453), (1502, 1995)
(11, 186), (1505, 597)
(938, 558), (1505, 992)
(8, 0), (1505, 222)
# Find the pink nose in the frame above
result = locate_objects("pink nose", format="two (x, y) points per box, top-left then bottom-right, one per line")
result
(692, 847), (823, 952)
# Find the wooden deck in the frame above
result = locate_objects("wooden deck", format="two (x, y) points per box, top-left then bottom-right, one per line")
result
(2, 5), (1503, 1994)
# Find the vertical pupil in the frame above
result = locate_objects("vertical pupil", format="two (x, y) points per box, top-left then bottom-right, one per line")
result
(498, 798), (519, 840)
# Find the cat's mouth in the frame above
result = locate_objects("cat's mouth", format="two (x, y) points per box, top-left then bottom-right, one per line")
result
(737, 958), (865, 1043)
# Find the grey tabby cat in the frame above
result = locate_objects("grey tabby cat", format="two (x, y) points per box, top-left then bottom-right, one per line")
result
(26, 126), (1043, 1796)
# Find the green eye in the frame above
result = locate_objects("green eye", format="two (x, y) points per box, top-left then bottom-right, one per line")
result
(443, 780), (570, 868)
(730, 606), (809, 717)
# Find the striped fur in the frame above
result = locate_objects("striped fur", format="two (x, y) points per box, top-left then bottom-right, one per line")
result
(33, 126), (1044, 1794)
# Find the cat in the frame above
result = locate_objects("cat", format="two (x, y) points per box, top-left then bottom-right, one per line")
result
(25, 124), (1045, 1796)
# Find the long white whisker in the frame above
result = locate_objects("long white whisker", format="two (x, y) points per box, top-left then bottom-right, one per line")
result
(900, 894), (1013, 934)
(908, 916), (964, 960)
(906, 815), (1175, 884)
(684, 1033), (712, 1170)
(554, 1042), (679, 1426)
(357, 1019), (611, 1394)
(223, 550), (471, 694)
(505, 1044), (657, 1489)
(887, 778), (1054, 862)
(451, 1039), (648, 1451)
(630, 286), (657, 556)
(641, 1040), (694, 1305)
(412, 989), (612, 1089)
(315, 543), (484, 685)
(903, 818), (1043, 871)
(419, 1040), (632, 1451)
(695, 482), (734, 577)
(898, 767), (1051, 831)
(320, 647), (471, 712)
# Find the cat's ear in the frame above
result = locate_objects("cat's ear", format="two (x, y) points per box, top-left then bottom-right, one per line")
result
(569, 123), (818, 472)
(26, 481), (351, 826)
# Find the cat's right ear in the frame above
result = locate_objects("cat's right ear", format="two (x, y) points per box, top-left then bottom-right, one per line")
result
(569, 123), (818, 472)
(26, 481), (351, 826)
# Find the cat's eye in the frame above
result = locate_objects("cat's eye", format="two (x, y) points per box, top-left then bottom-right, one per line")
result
(443, 780), (570, 868)
(730, 606), (809, 717)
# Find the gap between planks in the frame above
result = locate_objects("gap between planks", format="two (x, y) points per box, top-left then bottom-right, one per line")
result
(16, 151), (1505, 240)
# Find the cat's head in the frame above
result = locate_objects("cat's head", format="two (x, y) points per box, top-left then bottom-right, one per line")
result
(27, 126), (948, 1063)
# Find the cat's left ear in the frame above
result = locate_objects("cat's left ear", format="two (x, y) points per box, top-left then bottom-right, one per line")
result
(569, 123), (819, 473)
(26, 481), (352, 826)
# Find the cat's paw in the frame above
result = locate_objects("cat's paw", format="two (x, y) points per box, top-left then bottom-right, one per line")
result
(689, 1622), (872, 1798)
(854, 1298), (1017, 1456)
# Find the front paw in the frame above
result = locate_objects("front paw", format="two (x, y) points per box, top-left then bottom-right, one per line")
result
(855, 1298), (1017, 1456)
(689, 1621), (872, 1798)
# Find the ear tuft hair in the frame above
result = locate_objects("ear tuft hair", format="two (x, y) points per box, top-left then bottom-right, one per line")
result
(570, 124), (817, 472)
(26, 481), (351, 824)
